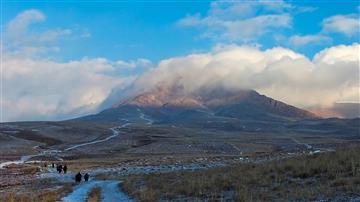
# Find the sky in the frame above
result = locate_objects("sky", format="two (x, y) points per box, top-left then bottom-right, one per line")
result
(1, 0), (360, 121)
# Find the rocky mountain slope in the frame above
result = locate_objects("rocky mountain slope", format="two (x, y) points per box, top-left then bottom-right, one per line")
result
(80, 85), (319, 123)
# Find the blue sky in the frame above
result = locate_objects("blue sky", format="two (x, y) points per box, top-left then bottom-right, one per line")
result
(3, 1), (359, 62)
(3, 1), (211, 62)
(2, 0), (359, 121)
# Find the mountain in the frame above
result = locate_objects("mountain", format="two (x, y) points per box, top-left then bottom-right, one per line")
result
(79, 85), (319, 123)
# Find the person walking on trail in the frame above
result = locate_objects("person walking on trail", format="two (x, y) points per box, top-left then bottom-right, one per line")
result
(63, 165), (68, 174)
(75, 172), (82, 183)
(84, 173), (89, 182)
(52, 163), (55, 168)
(57, 165), (63, 173)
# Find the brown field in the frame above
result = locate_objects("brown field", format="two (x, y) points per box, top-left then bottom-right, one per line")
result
(122, 144), (360, 201)
(1, 183), (72, 202)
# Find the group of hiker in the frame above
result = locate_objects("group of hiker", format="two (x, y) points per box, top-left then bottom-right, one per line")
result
(47, 162), (90, 183)
(75, 172), (90, 183)
(52, 163), (68, 174)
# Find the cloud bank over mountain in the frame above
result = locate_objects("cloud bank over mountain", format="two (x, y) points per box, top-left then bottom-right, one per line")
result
(106, 43), (359, 112)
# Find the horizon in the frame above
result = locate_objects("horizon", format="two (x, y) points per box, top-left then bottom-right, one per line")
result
(2, 0), (360, 121)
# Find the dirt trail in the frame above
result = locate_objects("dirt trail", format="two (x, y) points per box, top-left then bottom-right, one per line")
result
(0, 149), (62, 169)
(65, 124), (129, 151)
(0, 123), (129, 169)
(137, 108), (154, 124)
(62, 180), (133, 202)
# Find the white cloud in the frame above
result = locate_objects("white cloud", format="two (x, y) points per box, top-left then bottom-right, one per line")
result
(322, 14), (360, 36)
(178, 1), (293, 42)
(7, 9), (45, 36)
(115, 59), (152, 69)
(2, 10), (150, 122)
(37, 29), (72, 42)
(289, 34), (332, 47)
(5, 9), (72, 50)
(126, 43), (359, 109)
(208, 0), (293, 19)
(2, 53), (145, 121)
(314, 44), (360, 64)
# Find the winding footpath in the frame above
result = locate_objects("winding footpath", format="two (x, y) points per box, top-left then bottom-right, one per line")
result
(65, 124), (130, 151)
(137, 108), (154, 125)
(0, 149), (62, 169)
(0, 154), (39, 169)
(0, 123), (130, 168)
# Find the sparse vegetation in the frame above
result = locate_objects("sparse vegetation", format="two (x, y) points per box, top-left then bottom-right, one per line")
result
(122, 144), (360, 201)
(1, 184), (72, 202)
(11, 130), (62, 146)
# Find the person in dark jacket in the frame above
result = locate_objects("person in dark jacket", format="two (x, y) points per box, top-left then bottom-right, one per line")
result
(57, 165), (63, 173)
(63, 165), (68, 174)
(52, 163), (55, 168)
(75, 172), (82, 183)
(84, 173), (89, 182)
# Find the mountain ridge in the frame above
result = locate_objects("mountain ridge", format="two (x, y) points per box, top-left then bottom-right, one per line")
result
(80, 85), (319, 123)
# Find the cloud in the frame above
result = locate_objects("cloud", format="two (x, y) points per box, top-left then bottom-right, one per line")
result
(115, 59), (152, 69)
(322, 14), (360, 36)
(313, 43), (360, 64)
(2, 52), (151, 121)
(124, 43), (359, 110)
(2, 10), (151, 122)
(177, 1), (293, 42)
(5, 9), (72, 49)
(289, 34), (332, 47)
(7, 9), (45, 36)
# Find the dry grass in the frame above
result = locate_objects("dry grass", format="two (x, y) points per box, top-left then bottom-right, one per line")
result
(122, 144), (360, 201)
(11, 130), (62, 146)
(1, 184), (73, 202)
(0, 165), (40, 189)
(87, 186), (102, 202)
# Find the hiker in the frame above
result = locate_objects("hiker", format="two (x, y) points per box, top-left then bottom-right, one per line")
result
(52, 163), (55, 168)
(57, 165), (63, 173)
(75, 172), (82, 183)
(63, 165), (68, 174)
(84, 173), (89, 182)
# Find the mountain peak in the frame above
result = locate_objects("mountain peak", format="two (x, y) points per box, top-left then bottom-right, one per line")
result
(107, 84), (319, 122)
(118, 84), (254, 108)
